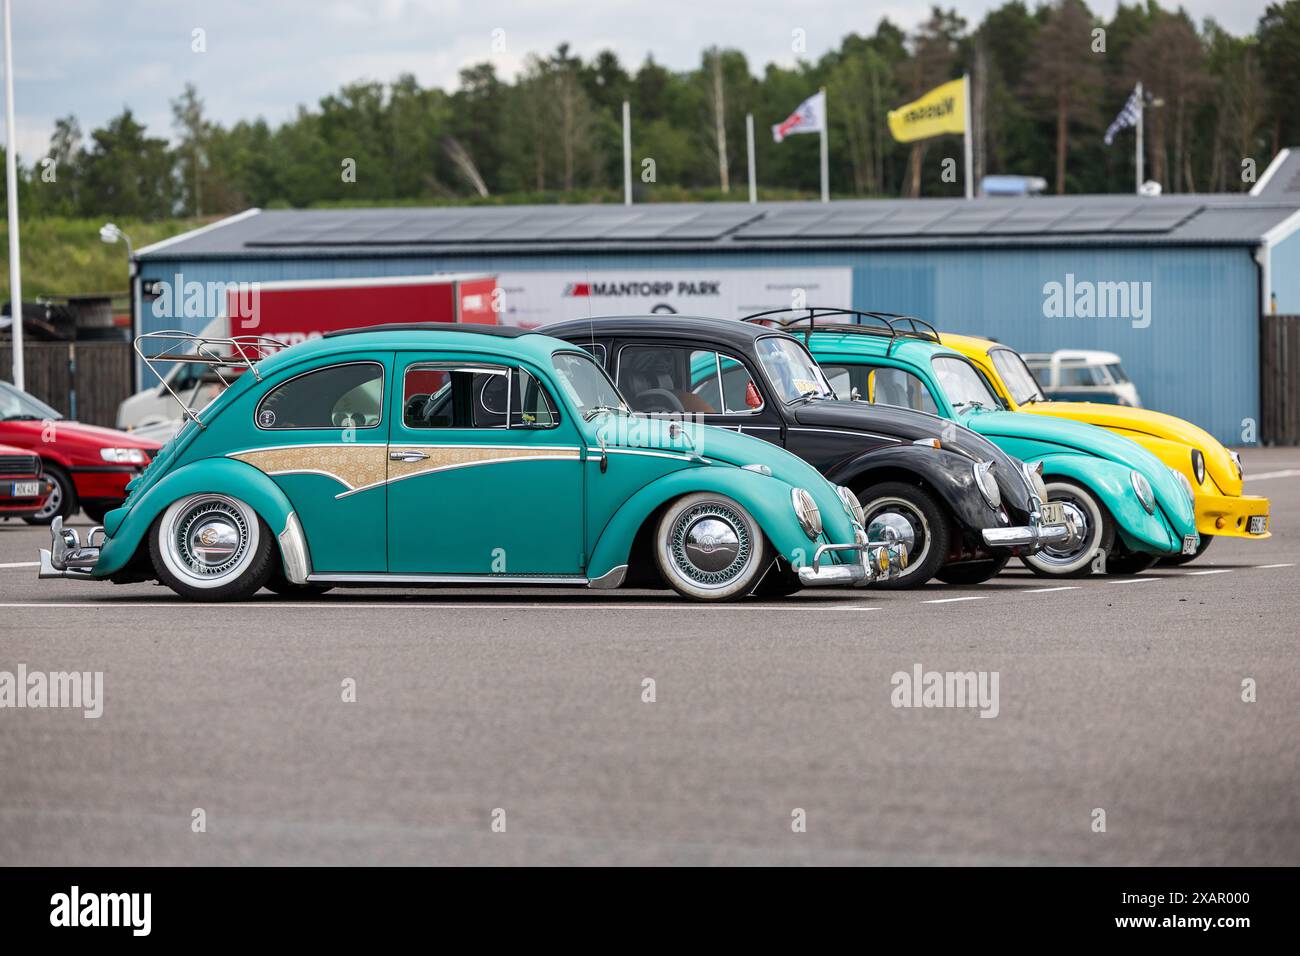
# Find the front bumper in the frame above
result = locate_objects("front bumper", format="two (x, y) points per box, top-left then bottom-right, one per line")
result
(1194, 490), (1270, 539)
(797, 529), (909, 587)
(981, 507), (1082, 553)
(37, 517), (103, 580)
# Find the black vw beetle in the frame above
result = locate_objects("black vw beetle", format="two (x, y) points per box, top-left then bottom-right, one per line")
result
(545, 315), (1073, 588)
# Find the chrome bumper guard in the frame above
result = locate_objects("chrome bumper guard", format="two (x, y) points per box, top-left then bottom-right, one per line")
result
(38, 516), (104, 580)
(797, 528), (910, 588)
(980, 508), (1081, 552)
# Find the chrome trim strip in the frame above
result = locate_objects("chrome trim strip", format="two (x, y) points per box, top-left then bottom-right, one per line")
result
(601, 448), (699, 463)
(587, 564), (627, 589)
(278, 511), (312, 585)
(786, 426), (902, 443)
(306, 572), (591, 585)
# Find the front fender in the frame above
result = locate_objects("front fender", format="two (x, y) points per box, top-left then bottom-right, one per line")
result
(93, 457), (297, 578)
(587, 467), (856, 579)
(825, 444), (999, 533)
(1035, 453), (1178, 554)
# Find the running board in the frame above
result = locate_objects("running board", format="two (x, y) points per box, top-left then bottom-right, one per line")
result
(307, 565), (627, 589)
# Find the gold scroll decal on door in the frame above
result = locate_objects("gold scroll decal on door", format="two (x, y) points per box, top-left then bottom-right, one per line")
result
(229, 444), (581, 498)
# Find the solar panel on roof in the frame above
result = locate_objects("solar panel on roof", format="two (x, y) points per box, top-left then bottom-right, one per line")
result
(661, 209), (763, 239)
(1041, 206), (1133, 233)
(922, 206), (1014, 234)
(1109, 204), (1202, 232)
(866, 208), (950, 235)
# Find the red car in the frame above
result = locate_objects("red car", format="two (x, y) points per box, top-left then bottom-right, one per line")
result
(0, 441), (52, 519)
(0, 380), (161, 525)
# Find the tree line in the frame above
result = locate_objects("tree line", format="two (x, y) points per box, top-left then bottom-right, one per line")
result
(9, 0), (1300, 219)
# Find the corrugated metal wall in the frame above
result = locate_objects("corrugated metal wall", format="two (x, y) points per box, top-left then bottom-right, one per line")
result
(140, 244), (1260, 444)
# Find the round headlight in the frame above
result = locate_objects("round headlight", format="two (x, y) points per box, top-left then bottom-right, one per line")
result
(1190, 449), (1205, 485)
(1131, 470), (1155, 514)
(1171, 467), (1195, 508)
(791, 487), (823, 540)
(836, 485), (865, 527)
(973, 460), (1001, 510)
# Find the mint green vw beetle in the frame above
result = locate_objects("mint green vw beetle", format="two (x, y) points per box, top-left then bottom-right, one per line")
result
(39, 324), (901, 601)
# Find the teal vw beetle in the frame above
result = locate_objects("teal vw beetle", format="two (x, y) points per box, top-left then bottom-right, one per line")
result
(39, 324), (901, 601)
(753, 309), (1199, 578)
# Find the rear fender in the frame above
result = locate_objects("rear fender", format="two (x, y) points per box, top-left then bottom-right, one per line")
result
(93, 457), (297, 578)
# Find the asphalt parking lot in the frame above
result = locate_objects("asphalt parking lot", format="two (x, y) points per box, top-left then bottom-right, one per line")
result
(1, 448), (1297, 866)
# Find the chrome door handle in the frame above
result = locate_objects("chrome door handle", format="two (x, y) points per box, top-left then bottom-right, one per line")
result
(389, 450), (429, 462)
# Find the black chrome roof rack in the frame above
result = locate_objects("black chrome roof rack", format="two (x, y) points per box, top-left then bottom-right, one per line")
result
(740, 307), (940, 355)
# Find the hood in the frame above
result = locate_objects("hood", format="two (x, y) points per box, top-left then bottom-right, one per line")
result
(0, 418), (162, 450)
(1025, 401), (1241, 495)
(962, 407), (1195, 530)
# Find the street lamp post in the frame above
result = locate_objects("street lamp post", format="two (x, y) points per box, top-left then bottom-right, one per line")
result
(4, 0), (23, 389)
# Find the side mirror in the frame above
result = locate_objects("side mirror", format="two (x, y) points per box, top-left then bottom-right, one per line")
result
(866, 370), (877, 404)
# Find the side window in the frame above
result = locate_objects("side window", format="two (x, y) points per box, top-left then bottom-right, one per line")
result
(256, 362), (384, 429)
(819, 364), (870, 401)
(870, 366), (939, 415)
(403, 364), (557, 429)
(576, 342), (607, 366)
(617, 345), (758, 415)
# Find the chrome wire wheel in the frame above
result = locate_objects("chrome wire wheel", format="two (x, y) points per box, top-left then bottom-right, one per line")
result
(655, 493), (766, 601)
(669, 502), (752, 588)
(158, 494), (261, 590)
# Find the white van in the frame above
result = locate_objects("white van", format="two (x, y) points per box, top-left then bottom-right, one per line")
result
(1022, 349), (1142, 407)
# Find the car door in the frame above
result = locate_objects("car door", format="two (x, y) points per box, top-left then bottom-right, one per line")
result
(386, 352), (585, 576)
(612, 339), (784, 446)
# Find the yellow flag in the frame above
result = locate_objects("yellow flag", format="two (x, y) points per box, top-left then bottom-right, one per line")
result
(887, 77), (967, 143)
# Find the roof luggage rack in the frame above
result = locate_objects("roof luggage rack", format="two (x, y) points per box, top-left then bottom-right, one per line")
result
(741, 307), (940, 355)
(134, 330), (288, 428)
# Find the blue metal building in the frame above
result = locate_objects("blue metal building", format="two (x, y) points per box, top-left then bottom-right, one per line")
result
(134, 196), (1300, 445)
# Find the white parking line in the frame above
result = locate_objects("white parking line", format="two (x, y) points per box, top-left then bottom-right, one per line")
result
(0, 561), (38, 569)
(1185, 569), (1232, 576)
(1022, 586), (1081, 593)
(1108, 577), (1158, 585)
(0, 601), (876, 612)
(922, 596), (986, 604)
(1256, 563), (1295, 569)
(1244, 469), (1300, 482)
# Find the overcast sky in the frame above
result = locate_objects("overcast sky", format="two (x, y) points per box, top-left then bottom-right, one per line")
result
(1, 0), (1270, 161)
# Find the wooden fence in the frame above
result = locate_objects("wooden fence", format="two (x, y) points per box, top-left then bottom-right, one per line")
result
(0, 341), (134, 427)
(1262, 313), (1300, 446)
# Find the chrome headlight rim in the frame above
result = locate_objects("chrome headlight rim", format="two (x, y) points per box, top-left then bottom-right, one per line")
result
(1190, 449), (1205, 485)
(1020, 460), (1048, 504)
(791, 487), (823, 541)
(972, 460), (1002, 510)
(1171, 467), (1195, 509)
(1229, 450), (1243, 479)
(1131, 470), (1155, 515)
(836, 485), (865, 528)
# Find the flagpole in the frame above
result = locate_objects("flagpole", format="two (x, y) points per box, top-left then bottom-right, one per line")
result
(3, 0), (23, 389)
(962, 72), (973, 200)
(622, 100), (632, 205)
(745, 113), (757, 204)
(1134, 82), (1143, 195)
(818, 86), (829, 203)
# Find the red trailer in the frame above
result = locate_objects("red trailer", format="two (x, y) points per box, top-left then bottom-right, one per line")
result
(221, 273), (498, 346)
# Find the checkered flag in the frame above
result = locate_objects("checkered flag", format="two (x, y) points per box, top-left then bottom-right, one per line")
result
(1104, 85), (1142, 146)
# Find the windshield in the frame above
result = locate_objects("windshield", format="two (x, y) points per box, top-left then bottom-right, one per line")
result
(756, 336), (834, 403)
(551, 351), (628, 417)
(0, 380), (62, 421)
(989, 348), (1045, 405)
(933, 356), (1000, 411)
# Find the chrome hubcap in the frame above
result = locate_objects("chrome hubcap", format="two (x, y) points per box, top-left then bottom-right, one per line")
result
(867, 511), (916, 551)
(670, 504), (751, 587)
(864, 497), (928, 575)
(1039, 498), (1091, 564)
(175, 500), (249, 576)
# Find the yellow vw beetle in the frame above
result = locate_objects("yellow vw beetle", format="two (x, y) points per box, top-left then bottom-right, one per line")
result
(940, 333), (1270, 565)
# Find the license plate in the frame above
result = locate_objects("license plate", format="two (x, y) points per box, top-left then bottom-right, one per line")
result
(10, 481), (39, 497)
(1248, 515), (1268, 535)
(1182, 535), (1199, 555)
(1040, 501), (1067, 525)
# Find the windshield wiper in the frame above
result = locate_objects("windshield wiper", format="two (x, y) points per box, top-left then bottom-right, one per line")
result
(0, 414), (45, 421)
